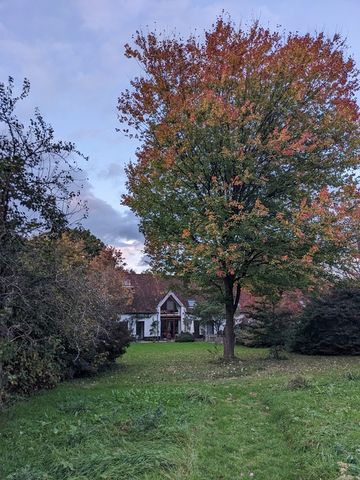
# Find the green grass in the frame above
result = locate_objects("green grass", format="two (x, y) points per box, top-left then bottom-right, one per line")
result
(1, 342), (360, 480)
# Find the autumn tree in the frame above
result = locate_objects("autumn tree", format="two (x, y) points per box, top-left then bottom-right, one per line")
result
(0, 77), (87, 335)
(119, 17), (360, 360)
(88, 245), (130, 312)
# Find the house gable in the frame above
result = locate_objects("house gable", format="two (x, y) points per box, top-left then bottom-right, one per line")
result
(157, 291), (186, 313)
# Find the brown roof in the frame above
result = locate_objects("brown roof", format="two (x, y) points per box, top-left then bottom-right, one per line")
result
(123, 273), (305, 315)
(123, 273), (190, 314)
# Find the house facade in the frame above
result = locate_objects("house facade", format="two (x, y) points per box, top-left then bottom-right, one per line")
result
(119, 273), (213, 340)
(120, 273), (305, 340)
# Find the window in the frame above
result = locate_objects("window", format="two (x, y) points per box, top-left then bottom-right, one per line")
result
(167, 299), (176, 311)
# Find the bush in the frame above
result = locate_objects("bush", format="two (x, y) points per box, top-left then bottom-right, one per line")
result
(1, 237), (130, 404)
(292, 282), (360, 355)
(175, 332), (195, 342)
(236, 303), (294, 348)
(1, 342), (61, 397)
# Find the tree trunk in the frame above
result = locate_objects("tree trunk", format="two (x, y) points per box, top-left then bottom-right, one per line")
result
(223, 277), (240, 362)
(223, 301), (235, 361)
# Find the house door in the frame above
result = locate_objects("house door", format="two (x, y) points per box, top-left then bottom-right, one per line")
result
(167, 319), (175, 337)
(136, 321), (144, 339)
(161, 317), (180, 338)
(194, 320), (200, 338)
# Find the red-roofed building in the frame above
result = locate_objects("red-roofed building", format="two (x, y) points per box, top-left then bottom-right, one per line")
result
(120, 273), (305, 340)
(120, 272), (215, 339)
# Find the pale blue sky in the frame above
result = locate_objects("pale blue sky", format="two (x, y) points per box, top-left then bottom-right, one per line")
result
(1, 0), (359, 269)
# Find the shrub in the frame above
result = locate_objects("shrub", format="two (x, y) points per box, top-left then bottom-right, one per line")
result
(1, 237), (130, 404)
(56, 320), (130, 379)
(175, 332), (195, 342)
(1, 341), (61, 397)
(292, 282), (360, 355)
(267, 345), (289, 360)
(236, 302), (295, 348)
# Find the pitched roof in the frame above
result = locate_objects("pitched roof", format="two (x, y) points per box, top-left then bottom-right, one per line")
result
(123, 273), (305, 315)
(122, 272), (190, 314)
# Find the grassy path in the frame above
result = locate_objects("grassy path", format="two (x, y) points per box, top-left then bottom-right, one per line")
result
(1, 343), (360, 479)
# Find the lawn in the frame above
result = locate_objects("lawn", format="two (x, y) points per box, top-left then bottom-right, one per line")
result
(1, 342), (360, 480)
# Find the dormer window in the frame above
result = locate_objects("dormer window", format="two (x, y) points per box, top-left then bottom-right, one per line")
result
(124, 279), (131, 287)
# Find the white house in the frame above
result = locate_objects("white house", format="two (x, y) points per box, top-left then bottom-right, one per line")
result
(119, 273), (305, 341)
(119, 273), (214, 339)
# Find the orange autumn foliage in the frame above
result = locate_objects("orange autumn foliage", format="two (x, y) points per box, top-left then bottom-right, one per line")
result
(119, 16), (360, 360)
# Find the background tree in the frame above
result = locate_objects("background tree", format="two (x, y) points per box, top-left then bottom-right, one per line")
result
(237, 298), (295, 351)
(0, 77), (87, 335)
(192, 296), (225, 334)
(119, 17), (360, 360)
(0, 77), (86, 239)
(292, 281), (360, 355)
(149, 318), (160, 340)
(236, 272), (304, 349)
(66, 227), (105, 258)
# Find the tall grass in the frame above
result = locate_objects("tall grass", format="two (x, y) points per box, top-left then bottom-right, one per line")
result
(1, 343), (360, 479)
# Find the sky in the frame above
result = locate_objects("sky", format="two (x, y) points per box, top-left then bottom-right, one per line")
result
(1, 0), (360, 270)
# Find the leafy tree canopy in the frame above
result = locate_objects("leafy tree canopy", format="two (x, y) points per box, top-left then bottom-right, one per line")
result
(66, 227), (105, 258)
(119, 17), (360, 360)
(0, 77), (87, 240)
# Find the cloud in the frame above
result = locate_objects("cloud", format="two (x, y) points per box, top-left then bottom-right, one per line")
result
(98, 162), (125, 180)
(74, 180), (145, 269)
(75, 0), (281, 38)
(80, 181), (143, 244)
(138, 254), (151, 268)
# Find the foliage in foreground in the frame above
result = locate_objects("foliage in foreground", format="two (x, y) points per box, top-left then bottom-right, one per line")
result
(292, 282), (360, 355)
(1, 343), (360, 480)
(1, 234), (131, 403)
(0, 78), (130, 403)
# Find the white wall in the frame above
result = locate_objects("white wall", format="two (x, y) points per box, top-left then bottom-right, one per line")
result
(120, 309), (209, 338)
(120, 313), (159, 338)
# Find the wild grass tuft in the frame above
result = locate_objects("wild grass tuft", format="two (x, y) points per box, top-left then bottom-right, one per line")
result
(287, 375), (311, 390)
(185, 388), (216, 404)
